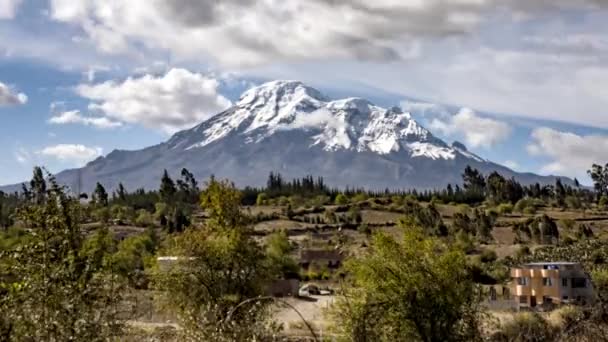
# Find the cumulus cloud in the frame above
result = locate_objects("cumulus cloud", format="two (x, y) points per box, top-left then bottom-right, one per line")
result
(429, 108), (512, 148)
(49, 110), (123, 129)
(75, 68), (232, 133)
(46, 0), (608, 67)
(0, 0), (22, 19)
(0, 81), (27, 106)
(38, 144), (103, 164)
(527, 127), (608, 178)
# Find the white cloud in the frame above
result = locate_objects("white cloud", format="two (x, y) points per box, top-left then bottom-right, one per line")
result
(49, 109), (123, 129)
(0, 0), (23, 19)
(46, 0), (608, 67)
(75, 68), (232, 133)
(38, 144), (103, 164)
(429, 108), (512, 148)
(527, 127), (608, 178)
(0, 81), (27, 106)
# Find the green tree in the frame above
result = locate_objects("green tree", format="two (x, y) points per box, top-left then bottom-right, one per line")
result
(331, 227), (483, 342)
(159, 170), (177, 204)
(116, 182), (127, 203)
(29, 166), (46, 204)
(335, 193), (348, 205)
(266, 230), (298, 278)
(93, 182), (109, 206)
(0, 175), (123, 341)
(200, 177), (246, 230)
(589, 163), (608, 198)
(462, 166), (486, 197)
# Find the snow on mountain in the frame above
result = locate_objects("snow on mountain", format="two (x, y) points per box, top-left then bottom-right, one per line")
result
(181, 80), (471, 161)
(0, 80), (568, 194)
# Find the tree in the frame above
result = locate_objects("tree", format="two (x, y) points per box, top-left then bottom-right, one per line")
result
(486, 172), (506, 204)
(588, 163), (608, 199)
(159, 170), (177, 204)
(462, 166), (486, 202)
(266, 230), (298, 278)
(29, 166), (46, 204)
(155, 177), (277, 340)
(555, 178), (566, 207)
(93, 182), (109, 207)
(330, 227), (483, 342)
(116, 182), (127, 203)
(200, 177), (246, 230)
(0, 174), (123, 340)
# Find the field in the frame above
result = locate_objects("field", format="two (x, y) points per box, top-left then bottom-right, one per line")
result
(111, 198), (608, 339)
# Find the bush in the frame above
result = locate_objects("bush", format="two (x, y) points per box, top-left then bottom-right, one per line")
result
(515, 245), (530, 259)
(135, 209), (153, 227)
(496, 203), (513, 215)
(456, 204), (471, 215)
(523, 206), (537, 215)
(491, 312), (555, 342)
(334, 193), (348, 205)
(479, 249), (498, 263)
(256, 193), (268, 206)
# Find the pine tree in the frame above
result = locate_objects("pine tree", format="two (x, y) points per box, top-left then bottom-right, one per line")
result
(93, 182), (109, 207)
(159, 170), (176, 204)
(29, 166), (47, 204)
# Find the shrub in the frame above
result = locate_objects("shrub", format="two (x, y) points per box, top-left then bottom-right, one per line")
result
(515, 245), (530, 259)
(496, 203), (513, 215)
(255, 193), (267, 205)
(491, 312), (555, 342)
(456, 204), (471, 215)
(479, 249), (498, 263)
(334, 193), (348, 205)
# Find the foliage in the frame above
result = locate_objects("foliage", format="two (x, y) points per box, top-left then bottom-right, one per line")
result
(265, 230), (299, 278)
(200, 177), (246, 230)
(155, 226), (275, 340)
(588, 163), (608, 198)
(490, 312), (555, 342)
(0, 175), (124, 341)
(112, 229), (158, 288)
(335, 193), (349, 205)
(330, 227), (484, 342)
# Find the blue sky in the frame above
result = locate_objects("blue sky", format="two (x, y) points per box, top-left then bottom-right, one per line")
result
(1, 0), (608, 186)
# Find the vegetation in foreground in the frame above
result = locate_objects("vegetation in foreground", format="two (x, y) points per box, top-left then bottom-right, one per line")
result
(2, 164), (608, 340)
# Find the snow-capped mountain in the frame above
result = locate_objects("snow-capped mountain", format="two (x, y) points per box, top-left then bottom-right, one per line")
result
(1, 81), (567, 193)
(168, 80), (478, 161)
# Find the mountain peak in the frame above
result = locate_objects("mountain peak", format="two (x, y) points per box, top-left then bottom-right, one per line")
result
(237, 80), (329, 106)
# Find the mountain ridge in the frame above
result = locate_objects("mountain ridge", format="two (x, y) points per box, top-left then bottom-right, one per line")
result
(0, 80), (570, 193)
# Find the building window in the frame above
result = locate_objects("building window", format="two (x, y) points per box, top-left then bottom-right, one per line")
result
(572, 278), (587, 288)
(562, 278), (568, 287)
(519, 296), (528, 304)
(543, 277), (553, 286)
(517, 277), (529, 286)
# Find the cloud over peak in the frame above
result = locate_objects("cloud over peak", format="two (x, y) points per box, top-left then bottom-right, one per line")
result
(429, 108), (512, 148)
